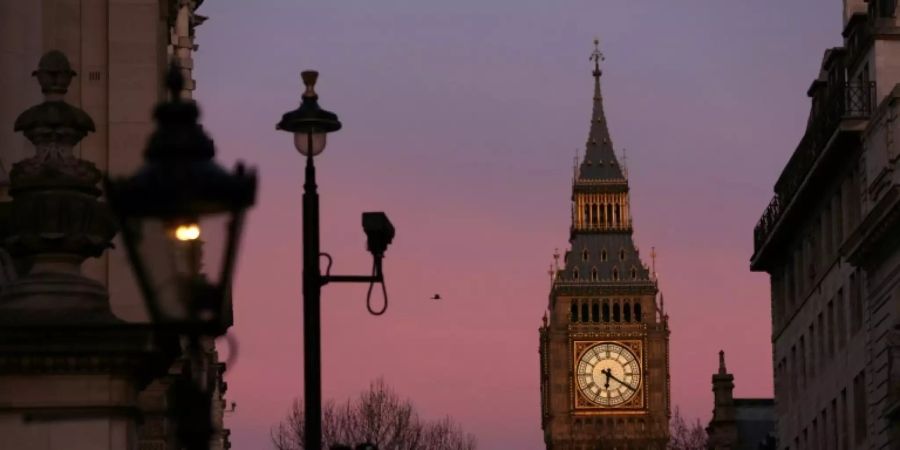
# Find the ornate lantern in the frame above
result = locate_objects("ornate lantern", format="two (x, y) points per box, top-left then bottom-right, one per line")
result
(107, 66), (256, 336)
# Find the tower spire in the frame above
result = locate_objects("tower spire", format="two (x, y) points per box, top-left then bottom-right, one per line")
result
(590, 38), (604, 78)
(579, 38), (623, 181)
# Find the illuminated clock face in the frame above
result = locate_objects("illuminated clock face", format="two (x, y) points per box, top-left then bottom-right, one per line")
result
(576, 342), (641, 406)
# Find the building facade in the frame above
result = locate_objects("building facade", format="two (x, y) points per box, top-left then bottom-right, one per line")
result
(750, 1), (900, 449)
(0, 1), (231, 449)
(706, 351), (776, 450)
(539, 41), (671, 450)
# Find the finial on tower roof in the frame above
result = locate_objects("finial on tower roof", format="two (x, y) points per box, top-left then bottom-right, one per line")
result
(718, 350), (727, 374)
(590, 38), (604, 78)
(651, 246), (657, 280)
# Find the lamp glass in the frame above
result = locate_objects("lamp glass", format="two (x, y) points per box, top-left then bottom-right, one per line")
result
(122, 212), (238, 325)
(294, 131), (327, 156)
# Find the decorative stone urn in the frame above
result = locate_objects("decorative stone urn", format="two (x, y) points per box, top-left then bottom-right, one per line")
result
(0, 50), (177, 450)
(0, 49), (118, 323)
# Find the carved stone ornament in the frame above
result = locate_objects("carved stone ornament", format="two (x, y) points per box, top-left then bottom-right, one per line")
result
(0, 50), (117, 325)
(0, 51), (178, 388)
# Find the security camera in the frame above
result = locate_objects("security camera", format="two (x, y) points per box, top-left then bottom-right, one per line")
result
(362, 212), (395, 258)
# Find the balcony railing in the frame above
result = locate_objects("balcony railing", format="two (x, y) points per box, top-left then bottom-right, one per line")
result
(753, 82), (876, 254)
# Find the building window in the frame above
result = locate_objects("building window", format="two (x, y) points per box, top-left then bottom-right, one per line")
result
(573, 268), (579, 280)
(612, 267), (619, 281)
(623, 303), (631, 322)
(872, 0), (897, 18)
(571, 303), (578, 323)
(837, 288), (847, 348)
(853, 371), (867, 443)
(591, 267), (598, 281)
(601, 249), (607, 261)
(791, 345), (798, 397)
(817, 313), (825, 371)
(809, 324), (816, 379)
(613, 303), (620, 322)
(800, 336), (807, 387)
(631, 267), (637, 279)
(849, 271), (862, 334)
(591, 301), (599, 322)
(841, 389), (849, 449)
(581, 302), (589, 323)
(619, 249), (626, 261)
(827, 301), (835, 358)
(582, 249), (589, 261)
(634, 302), (642, 322)
(602, 302), (610, 322)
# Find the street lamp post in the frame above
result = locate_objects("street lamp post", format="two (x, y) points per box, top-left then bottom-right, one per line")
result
(277, 71), (395, 450)
(107, 65), (257, 450)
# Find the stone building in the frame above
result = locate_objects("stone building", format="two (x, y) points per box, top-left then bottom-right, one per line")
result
(706, 351), (775, 450)
(750, 1), (900, 449)
(0, 1), (231, 449)
(539, 41), (671, 449)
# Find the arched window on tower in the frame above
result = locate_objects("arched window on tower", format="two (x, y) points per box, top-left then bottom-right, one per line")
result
(601, 249), (607, 261)
(573, 268), (579, 280)
(619, 249), (626, 261)
(614, 204), (620, 226)
(631, 266), (637, 280)
(602, 302), (610, 322)
(612, 267), (619, 281)
(582, 249), (589, 261)
(581, 302), (589, 323)
(634, 302), (642, 322)
(591, 301), (599, 322)
(591, 267), (598, 281)
(613, 303), (621, 322)
(624, 302), (631, 322)
(606, 204), (613, 227)
(571, 302), (578, 323)
(583, 204), (590, 228)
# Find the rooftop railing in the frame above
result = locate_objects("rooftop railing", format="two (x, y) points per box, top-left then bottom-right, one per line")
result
(753, 81), (875, 254)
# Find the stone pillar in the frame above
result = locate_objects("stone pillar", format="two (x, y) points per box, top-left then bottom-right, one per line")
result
(0, 50), (176, 450)
(707, 350), (737, 450)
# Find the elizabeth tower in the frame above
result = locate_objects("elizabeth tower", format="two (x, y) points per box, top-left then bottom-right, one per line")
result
(539, 41), (670, 449)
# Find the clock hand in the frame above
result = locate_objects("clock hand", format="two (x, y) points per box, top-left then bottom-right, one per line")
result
(605, 371), (636, 391)
(601, 368), (611, 389)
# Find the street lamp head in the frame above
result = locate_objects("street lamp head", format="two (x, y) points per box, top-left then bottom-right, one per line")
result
(276, 70), (342, 156)
(107, 63), (257, 335)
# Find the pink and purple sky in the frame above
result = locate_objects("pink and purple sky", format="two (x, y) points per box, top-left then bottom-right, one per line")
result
(192, 2), (841, 448)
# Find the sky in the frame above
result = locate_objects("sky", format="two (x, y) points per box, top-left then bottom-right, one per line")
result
(192, 2), (842, 448)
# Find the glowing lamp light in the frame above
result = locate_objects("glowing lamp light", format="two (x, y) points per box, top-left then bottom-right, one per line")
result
(174, 223), (201, 241)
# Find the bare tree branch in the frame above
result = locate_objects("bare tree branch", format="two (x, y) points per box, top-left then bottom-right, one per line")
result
(272, 379), (476, 450)
(668, 407), (708, 450)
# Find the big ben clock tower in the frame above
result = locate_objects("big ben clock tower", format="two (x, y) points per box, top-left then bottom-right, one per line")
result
(539, 40), (671, 449)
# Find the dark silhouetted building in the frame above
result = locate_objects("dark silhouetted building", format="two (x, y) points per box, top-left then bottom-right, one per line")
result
(706, 351), (775, 450)
(750, 2), (900, 448)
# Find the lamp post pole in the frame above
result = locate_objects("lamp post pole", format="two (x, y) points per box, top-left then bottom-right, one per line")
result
(278, 71), (394, 450)
(302, 148), (323, 450)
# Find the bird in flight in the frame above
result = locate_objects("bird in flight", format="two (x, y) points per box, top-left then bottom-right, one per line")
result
(430, 294), (441, 300)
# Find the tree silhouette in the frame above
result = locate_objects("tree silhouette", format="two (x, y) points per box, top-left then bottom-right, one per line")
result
(667, 407), (708, 450)
(272, 379), (476, 450)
